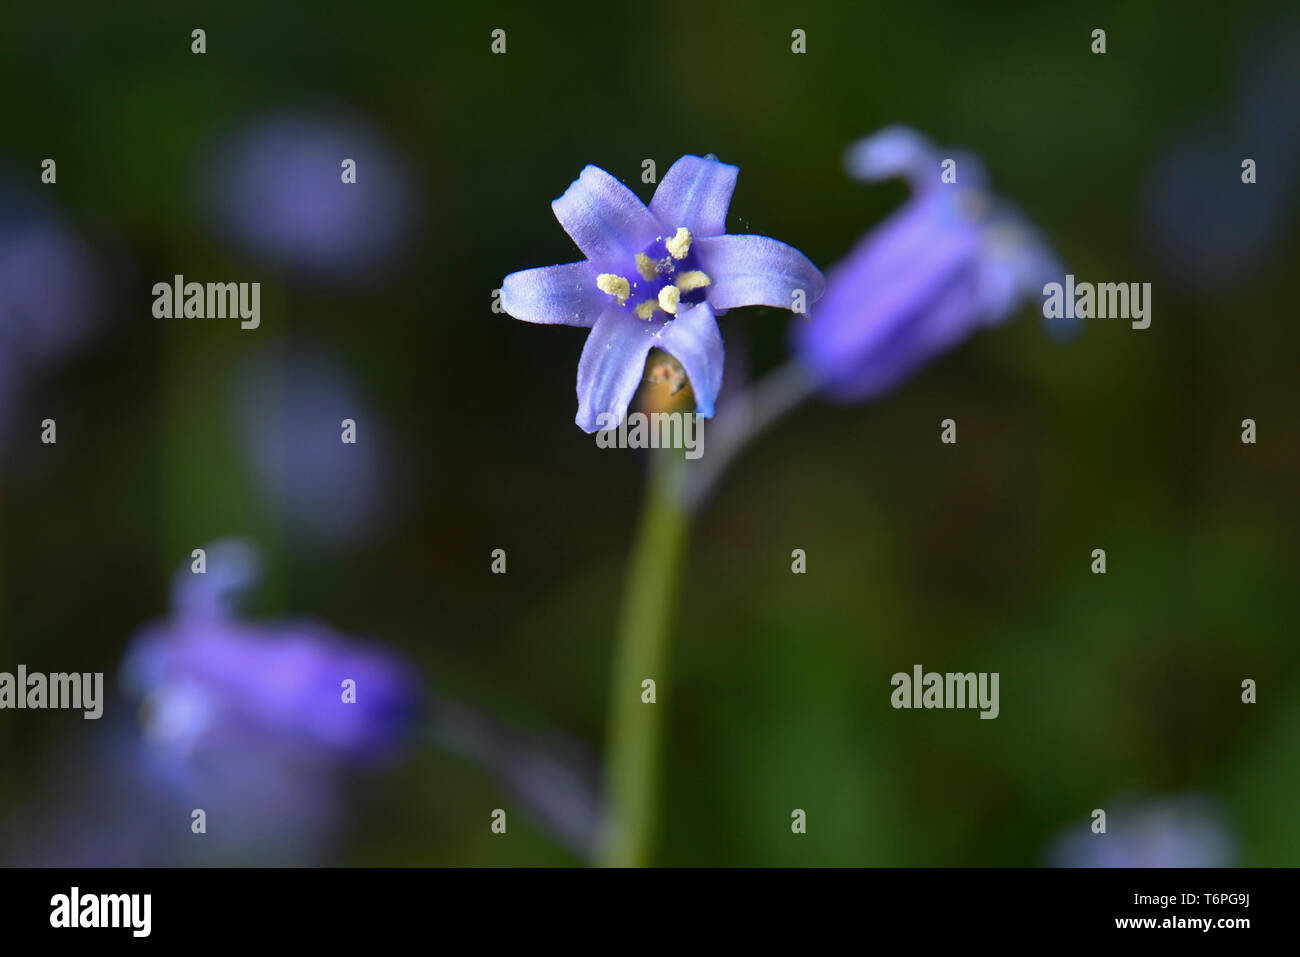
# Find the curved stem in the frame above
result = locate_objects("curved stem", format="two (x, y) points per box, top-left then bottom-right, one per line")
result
(428, 702), (606, 863)
(681, 359), (816, 513)
(601, 450), (690, 867)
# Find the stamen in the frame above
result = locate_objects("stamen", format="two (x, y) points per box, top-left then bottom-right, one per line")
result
(635, 253), (659, 281)
(634, 299), (659, 320)
(674, 270), (711, 292)
(657, 285), (680, 314)
(596, 273), (630, 304)
(666, 226), (692, 260)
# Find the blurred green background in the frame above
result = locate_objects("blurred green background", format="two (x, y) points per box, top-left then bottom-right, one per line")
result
(0, 0), (1297, 865)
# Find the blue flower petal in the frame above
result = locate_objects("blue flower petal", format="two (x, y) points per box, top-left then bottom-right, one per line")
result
(695, 234), (826, 312)
(977, 210), (1064, 326)
(501, 261), (601, 326)
(658, 302), (724, 417)
(835, 264), (984, 401)
(575, 308), (656, 432)
(843, 126), (989, 194)
(843, 125), (938, 187)
(551, 165), (660, 268)
(649, 155), (739, 238)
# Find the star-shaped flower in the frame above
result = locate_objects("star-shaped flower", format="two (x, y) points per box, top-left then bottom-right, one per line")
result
(502, 155), (825, 432)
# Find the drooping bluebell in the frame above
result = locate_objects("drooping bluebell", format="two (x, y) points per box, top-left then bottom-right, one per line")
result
(794, 126), (1063, 402)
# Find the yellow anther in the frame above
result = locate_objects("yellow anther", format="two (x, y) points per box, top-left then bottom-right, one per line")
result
(635, 253), (659, 281)
(674, 270), (711, 292)
(596, 273), (630, 304)
(666, 226), (692, 260)
(634, 299), (659, 320)
(657, 285), (680, 314)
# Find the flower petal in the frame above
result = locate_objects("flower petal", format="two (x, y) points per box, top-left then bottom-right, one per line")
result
(844, 126), (987, 193)
(501, 261), (601, 326)
(551, 165), (660, 267)
(649, 155), (739, 238)
(843, 125), (937, 189)
(658, 302), (724, 417)
(793, 196), (980, 394)
(574, 307), (656, 432)
(830, 264), (983, 401)
(695, 234), (826, 312)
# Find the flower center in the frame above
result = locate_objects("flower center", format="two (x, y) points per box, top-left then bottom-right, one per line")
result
(595, 226), (711, 320)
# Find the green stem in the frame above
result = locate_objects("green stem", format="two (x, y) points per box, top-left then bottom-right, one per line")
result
(601, 449), (691, 867)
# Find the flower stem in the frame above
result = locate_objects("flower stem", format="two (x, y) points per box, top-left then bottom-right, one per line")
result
(601, 449), (691, 867)
(681, 358), (815, 513)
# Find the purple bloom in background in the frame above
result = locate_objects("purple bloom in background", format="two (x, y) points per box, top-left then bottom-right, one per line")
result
(1140, 128), (1292, 290)
(201, 111), (414, 281)
(1141, 24), (1300, 291)
(231, 345), (397, 547)
(2, 720), (344, 867)
(1048, 796), (1235, 868)
(122, 540), (422, 762)
(501, 155), (824, 431)
(0, 183), (104, 450)
(794, 126), (1063, 403)
(6, 541), (411, 866)
(1235, 22), (1300, 165)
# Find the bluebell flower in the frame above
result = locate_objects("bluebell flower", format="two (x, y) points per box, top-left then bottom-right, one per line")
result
(794, 127), (1063, 402)
(230, 346), (397, 547)
(122, 540), (421, 762)
(1140, 126), (1292, 291)
(501, 155), (825, 431)
(1047, 795), (1234, 868)
(0, 183), (103, 450)
(3, 720), (344, 866)
(1141, 21), (1300, 293)
(200, 111), (414, 281)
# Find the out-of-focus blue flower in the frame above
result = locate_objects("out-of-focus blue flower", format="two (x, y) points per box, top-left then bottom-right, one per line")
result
(0, 184), (103, 449)
(3, 719), (343, 867)
(794, 126), (1062, 403)
(501, 155), (824, 431)
(122, 540), (422, 762)
(1047, 795), (1234, 868)
(230, 346), (397, 547)
(1140, 129), (1292, 290)
(1141, 23), (1300, 291)
(1236, 23), (1300, 166)
(201, 111), (414, 281)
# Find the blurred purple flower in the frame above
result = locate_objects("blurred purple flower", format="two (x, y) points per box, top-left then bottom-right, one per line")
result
(1141, 131), (1291, 290)
(1141, 21), (1300, 291)
(794, 126), (1063, 403)
(1048, 796), (1235, 868)
(122, 539), (422, 762)
(3, 720), (343, 867)
(201, 111), (414, 281)
(230, 346), (397, 546)
(0, 185), (103, 449)
(1236, 23), (1300, 165)
(501, 155), (824, 431)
